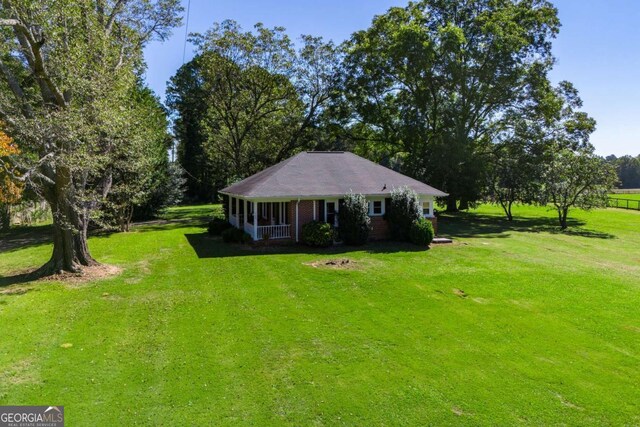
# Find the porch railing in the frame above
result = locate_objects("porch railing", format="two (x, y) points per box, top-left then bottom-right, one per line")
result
(257, 224), (291, 240)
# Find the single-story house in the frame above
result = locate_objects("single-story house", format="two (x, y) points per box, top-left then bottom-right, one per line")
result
(219, 151), (447, 242)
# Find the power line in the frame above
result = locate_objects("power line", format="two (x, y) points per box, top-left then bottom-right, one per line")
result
(182, 0), (192, 64)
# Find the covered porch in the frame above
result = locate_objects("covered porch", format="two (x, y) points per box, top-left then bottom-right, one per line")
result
(227, 196), (292, 241)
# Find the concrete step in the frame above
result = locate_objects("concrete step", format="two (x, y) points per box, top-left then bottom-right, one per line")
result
(432, 237), (453, 244)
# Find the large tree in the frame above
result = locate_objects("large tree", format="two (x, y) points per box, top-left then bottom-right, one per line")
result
(166, 57), (216, 203)
(541, 148), (616, 229)
(531, 81), (617, 228)
(168, 20), (341, 193)
(0, 0), (181, 274)
(101, 84), (175, 232)
(340, 0), (560, 211)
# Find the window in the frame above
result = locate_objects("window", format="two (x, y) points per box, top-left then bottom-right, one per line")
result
(231, 197), (237, 215)
(368, 199), (384, 216)
(423, 201), (431, 216)
(370, 200), (383, 215)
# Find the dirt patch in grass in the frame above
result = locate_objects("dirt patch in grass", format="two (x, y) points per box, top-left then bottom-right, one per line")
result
(0, 359), (39, 386)
(0, 285), (34, 296)
(42, 264), (122, 286)
(304, 258), (360, 270)
(2, 264), (121, 290)
(622, 324), (640, 333)
(18, 264), (123, 287)
(453, 288), (468, 298)
(554, 393), (584, 411)
(451, 406), (473, 417)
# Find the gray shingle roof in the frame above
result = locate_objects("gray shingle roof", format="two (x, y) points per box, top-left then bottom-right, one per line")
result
(220, 151), (448, 199)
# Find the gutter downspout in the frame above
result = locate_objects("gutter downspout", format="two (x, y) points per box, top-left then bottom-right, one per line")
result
(295, 198), (300, 242)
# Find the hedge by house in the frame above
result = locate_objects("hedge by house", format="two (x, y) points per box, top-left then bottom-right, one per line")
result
(338, 192), (371, 245)
(302, 221), (334, 247)
(386, 186), (422, 241)
(410, 217), (434, 246)
(208, 217), (232, 235)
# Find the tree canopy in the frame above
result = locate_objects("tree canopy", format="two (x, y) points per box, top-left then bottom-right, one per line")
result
(339, 0), (560, 210)
(0, 0), (181, 273)
(167, 20), (341, 201)
(606, 154), (640, 189)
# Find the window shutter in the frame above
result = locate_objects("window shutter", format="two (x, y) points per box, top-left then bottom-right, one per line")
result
(318, 200), (325, 222)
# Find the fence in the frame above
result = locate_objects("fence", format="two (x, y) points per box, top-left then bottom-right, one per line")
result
(608, 197), (640, 211)
(611, 189), (640, 194)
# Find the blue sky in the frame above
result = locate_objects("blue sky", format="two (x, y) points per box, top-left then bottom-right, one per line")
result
(143, 0), (640, 156)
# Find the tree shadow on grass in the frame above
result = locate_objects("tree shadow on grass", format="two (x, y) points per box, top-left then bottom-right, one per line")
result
(440, 212), (616, 240)
(91, 218), (210, 239)
(0, 224), (53, 254)
(0, 271), (37, 288)
(184, 233), (429, 259)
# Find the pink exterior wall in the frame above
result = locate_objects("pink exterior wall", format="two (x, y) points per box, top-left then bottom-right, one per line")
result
(285, 199), (438, 242)
(289, 200), (317, 241)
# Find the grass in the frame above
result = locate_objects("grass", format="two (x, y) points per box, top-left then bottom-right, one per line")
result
(0, 204), (639, 425)
(609, 193), (640, 201)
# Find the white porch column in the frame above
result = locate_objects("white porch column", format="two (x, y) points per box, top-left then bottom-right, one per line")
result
(243, 199), (247, 228)
(236, 197), (240, 226)
(270, 202), (274, 224)
(280, 202), (284, 224)
(313, 200), (316, 220)
(428, 197), (434, 217)
(253, 201), (258, 241)
(228, 196), (233, 225)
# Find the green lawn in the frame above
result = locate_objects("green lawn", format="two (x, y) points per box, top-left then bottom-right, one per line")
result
(610, 193), (640, 201)
(0, 204), (639, 425)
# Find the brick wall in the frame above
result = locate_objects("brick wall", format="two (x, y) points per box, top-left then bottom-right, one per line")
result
(289, 200), (318, 241)
(369, 216), (390, 240)
(287, 200), (436, 242)
(427, 216), (438, 235)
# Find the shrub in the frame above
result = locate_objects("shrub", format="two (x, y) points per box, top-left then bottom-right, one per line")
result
(338, 193), (371, 245)
(222, 227), (252, 244)
(221, 227), (237, 243)
(302, 221), (334, 247)
(241, 231), (253, 244)
(387, 186), (421, 241)
(410, 218), (434, 246)
(208, 217), (232, 235)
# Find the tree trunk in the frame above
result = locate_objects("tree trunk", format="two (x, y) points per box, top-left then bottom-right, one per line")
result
(446, 196), (458, 212)
(558, 207), (568, 229)
(458, 199), (469, 211)
(499, 200), (513, 221)
(36, 169), (99, 275)
(0, 203), (10, 231)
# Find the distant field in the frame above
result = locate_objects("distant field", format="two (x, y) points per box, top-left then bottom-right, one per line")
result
(609, 193), (640, 201)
